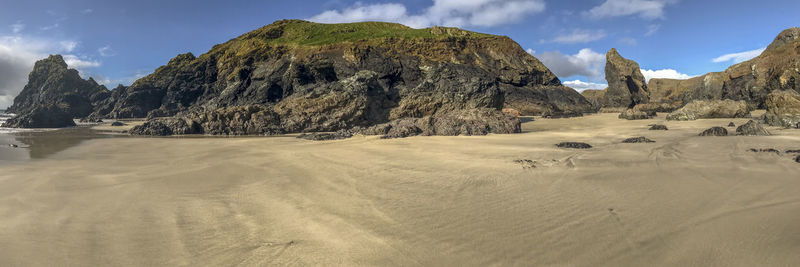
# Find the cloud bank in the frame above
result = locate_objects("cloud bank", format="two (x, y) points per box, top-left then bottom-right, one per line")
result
(712, 47), (765, 64)
(563, 80), (607, 91)
(587, 0), (677, 20)
(532, 48), (606, 81)
(309, 0), (546, 28)
(640, 68), (694, 82)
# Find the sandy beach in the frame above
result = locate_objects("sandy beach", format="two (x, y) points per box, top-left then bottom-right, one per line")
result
(1, 113), (799, 266)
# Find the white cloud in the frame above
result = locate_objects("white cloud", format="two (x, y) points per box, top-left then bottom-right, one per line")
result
(63, 54), (100, 69)
(81, 9), (94, 14)
(587, 0), (677, 20)
(309, 0), (546, 28)
(563, 80), (607, 91)
(60, 41), (78, 52)
(711, 47), (765, 64)
(0, 35), (101, 108)
(645, 24), (660, 36)
(640, 68), (694, 82)
(41, 23), (60, 31)
(10, 22), (25, 34)
(550, 29), (606, 44)
(98, 45), (115, 57)
(531, 48), (606, 81)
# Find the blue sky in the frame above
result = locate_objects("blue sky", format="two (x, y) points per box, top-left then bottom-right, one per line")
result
(1, 0), (798, 108)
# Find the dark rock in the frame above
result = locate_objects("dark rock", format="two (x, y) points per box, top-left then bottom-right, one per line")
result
(298, 130), (354, 141)
(7, 55), (109, 119)
(3, 105), (76, 128)
(728, 122), (736, 127)
(556, 142), (592, 149)
(786, 149), (800, 154)
(666, 100), (750, 121)
(601, 48), (649, 108)
(8, 144), (18, 148)
(622, 136), (655, 143)
(795, 155), (800, 163)
(699, 127), (728, 136)
(542, 109), (583, 118)
(618, 109), (654, 120)
(129, 117), (201, 136)
(110, 121), (126, 126)
(762, 89), (800, 128)
(749, 148), (780, 155)
(79, 115), (104, 123)
(736, 120), (771, 136)
(354, 109), (521, 139)
(649, 124), (668, 130)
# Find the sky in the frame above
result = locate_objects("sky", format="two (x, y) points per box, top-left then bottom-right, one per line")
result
(1, 0), (798, 109)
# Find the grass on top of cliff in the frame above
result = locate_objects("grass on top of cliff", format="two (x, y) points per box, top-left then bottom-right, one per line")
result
(238, 20), (494, 46)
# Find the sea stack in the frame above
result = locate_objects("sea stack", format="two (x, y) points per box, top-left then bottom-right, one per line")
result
(602, 48), (650, 108)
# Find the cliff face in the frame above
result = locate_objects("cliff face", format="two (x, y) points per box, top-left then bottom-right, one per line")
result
(95, 20), (591, 121)
(7, 55), (109, 119)
(601, 49), (649, 108)
(649, 27), (800, 108)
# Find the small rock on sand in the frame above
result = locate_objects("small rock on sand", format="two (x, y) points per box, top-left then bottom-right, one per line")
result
(649, 124), (668, 130)
(622, 136), (655, 143)
(556, 142), (592, 149)
(699, 127), (728, 136)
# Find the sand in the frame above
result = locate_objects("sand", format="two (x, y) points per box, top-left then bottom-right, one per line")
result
(0, 113), (799, 266)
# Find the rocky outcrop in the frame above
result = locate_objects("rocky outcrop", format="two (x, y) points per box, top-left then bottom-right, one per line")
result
(761, 89), (800, 128)
(618, 109), (653, 120)
(648, 27), (800, 108)
(7, 55), (109, 119)
(666, 99), (750, 121)
(98, 20), (591, 122)
(580, 89), (605, 110)
(699, 127), (728, 136)
(107, 20), (591, 136)
(352, 109), (521, 138)
(649, 124), (668, 130)
(2, 104), (76, 128)
(736, 120), (771, 136)
(601, 49), (649, 108)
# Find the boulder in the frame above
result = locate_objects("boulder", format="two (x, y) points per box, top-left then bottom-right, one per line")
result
(601, 48), (649, 108)
(649, 124), (668, 130)
(728, 122), (736, 127)
(736, 120), (771, 136)
(111, 121), (126, 126)
(622, 136), (655, 143)
(618, 109), (654, 120)
(761, 89), (800, 128)
(3, 105), (76, 128)
(699, 127), (728, 136)
(666, 99), (750, 121)
(556, 142), (592, 149)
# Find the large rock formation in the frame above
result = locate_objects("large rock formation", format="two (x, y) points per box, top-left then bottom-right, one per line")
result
(116, 20), (591, 136)
(103, 20), (592, 121)
(601, 48), (649, 108)
(762, 89), (800, 128)
(7, 55), (109, 119)
(666, 99), (750, 121)
(3, 104), (76, 128)
(649, 27), (800, 108)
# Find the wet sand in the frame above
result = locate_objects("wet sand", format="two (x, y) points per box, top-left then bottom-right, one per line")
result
(0, 113), (799, 266)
